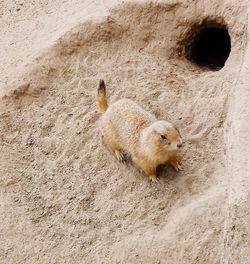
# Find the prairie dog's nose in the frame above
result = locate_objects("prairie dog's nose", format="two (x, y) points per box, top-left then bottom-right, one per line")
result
(177, 142), (183, 148)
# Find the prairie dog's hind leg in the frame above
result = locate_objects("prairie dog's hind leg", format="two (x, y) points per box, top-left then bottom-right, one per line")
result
(114, 150), (127, 163)
(101, 123), (126, 163)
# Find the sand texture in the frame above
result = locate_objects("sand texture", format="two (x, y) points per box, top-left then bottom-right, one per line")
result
(0, 0), (249, 263)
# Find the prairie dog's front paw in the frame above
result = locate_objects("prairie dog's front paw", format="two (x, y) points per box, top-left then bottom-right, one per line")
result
(149, 175), (159, 183)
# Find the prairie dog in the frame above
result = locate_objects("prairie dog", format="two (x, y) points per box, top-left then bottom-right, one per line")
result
(97, 80), (183, 182)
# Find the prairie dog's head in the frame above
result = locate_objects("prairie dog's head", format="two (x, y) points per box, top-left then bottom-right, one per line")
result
(141, 120), (183, 153)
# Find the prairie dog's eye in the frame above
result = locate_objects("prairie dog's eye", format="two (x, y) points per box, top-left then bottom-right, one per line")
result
(160, 135), (167, 140)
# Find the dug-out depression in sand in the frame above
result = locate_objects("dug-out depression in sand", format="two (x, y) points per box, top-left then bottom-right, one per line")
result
(0, 1), (249, 263)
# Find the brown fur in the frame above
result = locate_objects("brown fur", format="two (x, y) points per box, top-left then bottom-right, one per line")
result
(97, 80), (183, 182)
(97, 80), (108, 113)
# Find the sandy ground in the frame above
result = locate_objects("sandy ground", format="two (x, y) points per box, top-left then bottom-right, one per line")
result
(0, 0), (249, 263)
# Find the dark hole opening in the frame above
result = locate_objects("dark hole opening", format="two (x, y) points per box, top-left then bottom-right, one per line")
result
(190, 27), (231, 70)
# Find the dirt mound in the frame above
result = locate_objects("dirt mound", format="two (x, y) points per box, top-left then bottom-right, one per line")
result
(0, 1), (247, 263)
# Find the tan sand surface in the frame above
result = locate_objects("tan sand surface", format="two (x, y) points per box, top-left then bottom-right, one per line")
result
(0, 1), (249, 263)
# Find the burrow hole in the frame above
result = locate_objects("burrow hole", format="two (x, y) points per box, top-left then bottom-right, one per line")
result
(183, 19), (231, 70)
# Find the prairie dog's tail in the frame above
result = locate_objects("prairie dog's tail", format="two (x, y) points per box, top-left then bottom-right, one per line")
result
(97, 80), (108, 113)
